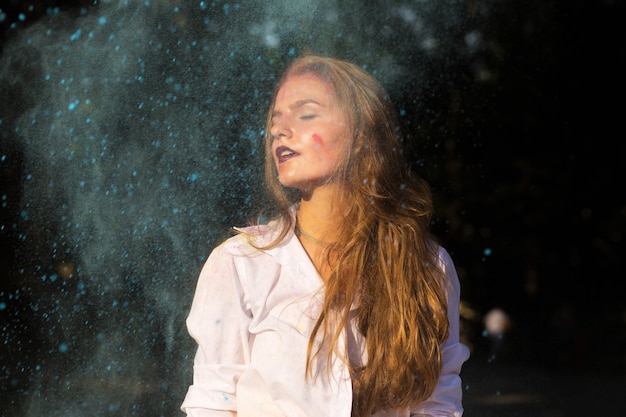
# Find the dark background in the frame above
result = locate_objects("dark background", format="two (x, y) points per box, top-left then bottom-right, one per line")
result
(1, 1), (624, 416)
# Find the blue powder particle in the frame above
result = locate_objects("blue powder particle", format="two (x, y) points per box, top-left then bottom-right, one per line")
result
(70, 28), (81, 41)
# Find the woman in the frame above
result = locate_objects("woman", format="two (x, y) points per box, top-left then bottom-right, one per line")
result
(181, 55), (469, 417)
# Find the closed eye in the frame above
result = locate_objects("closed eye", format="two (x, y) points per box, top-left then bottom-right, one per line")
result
(300, 114), (317, 120)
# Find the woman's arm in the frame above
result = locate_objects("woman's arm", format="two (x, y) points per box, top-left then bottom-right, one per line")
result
(411, 248), (470, 417)
(181, 242), (253, 417)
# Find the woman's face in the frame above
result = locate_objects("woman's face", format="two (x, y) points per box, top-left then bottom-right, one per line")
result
(270, 73), (348, 195)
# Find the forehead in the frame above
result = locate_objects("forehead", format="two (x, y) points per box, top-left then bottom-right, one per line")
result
(275, 73), (337, 106)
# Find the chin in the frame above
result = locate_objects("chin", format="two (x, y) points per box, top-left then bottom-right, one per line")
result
(278, 178), (307, 193)
(279, 181), (305, 191)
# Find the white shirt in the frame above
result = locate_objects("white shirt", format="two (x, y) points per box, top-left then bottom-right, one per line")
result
(181, 221), (470, 417)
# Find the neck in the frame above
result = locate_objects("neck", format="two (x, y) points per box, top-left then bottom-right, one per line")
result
(297, 187), (347, 244)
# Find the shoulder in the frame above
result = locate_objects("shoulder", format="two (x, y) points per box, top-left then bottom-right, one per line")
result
(197, 220), (302, 300)
(436, 245), (456, 271)
(209, 219), (284, 259)
(196, 223), (282, 289)
(425, 239), (455, 271)
(434, 245), (462, 300)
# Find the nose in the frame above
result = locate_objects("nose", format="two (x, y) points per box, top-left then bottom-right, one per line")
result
(270, 117), (291, 141)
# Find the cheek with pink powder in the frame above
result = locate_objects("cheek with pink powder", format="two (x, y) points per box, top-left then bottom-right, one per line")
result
(312, 133), (324, 146)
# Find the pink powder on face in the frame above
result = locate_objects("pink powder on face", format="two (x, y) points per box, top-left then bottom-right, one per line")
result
(312, 134), (324, 145)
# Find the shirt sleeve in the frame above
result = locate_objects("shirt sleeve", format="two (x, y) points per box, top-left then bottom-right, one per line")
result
(180, 242), (253, 417)
(410, 247), (470, 417)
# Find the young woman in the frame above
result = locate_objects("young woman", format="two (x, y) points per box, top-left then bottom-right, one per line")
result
(181, 55), (470, 417)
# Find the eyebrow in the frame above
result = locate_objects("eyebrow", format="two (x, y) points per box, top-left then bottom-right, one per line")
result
(272, 99), (323, 118)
